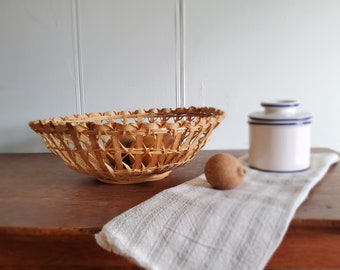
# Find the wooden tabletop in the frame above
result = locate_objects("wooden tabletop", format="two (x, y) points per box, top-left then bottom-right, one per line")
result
(0, 148), (339, 269)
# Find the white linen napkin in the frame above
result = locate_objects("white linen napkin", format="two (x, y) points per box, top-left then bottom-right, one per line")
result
(95, 152), (339, 270)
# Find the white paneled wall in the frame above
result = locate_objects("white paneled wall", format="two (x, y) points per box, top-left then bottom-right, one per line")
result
(185, 0), (340, 150)
(0, 0), (78, 152)
(79, 0), (178, 113)
(1, 0), (340, 153)
(0, 0), (180, 152)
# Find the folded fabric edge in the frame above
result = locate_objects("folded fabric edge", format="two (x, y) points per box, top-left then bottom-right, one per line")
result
(95, 230), (151, 269)
(95, 231), (113, 253)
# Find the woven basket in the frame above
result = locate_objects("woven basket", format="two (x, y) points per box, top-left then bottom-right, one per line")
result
(29, 107), (225, 184)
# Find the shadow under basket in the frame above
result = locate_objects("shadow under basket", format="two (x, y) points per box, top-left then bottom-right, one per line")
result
(29, 107), (225, 184)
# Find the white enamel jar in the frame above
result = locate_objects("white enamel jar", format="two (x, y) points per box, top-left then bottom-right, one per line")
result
(248, 100), (312, 172)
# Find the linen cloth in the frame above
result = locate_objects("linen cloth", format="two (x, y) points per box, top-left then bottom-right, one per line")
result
(95, 152), (339, 270)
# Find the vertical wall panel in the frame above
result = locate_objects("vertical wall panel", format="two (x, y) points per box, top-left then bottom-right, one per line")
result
(79, 0), (178, 113)
(0, 0), (78, 152)
(185, 0), (340, 150)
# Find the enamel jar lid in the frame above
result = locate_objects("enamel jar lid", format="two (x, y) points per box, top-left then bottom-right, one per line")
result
(248, 100), (312, 172)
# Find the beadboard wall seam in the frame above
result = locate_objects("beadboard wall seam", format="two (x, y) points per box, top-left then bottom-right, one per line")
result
(71, 0), (86, 114)
(175, 0), (186, 108)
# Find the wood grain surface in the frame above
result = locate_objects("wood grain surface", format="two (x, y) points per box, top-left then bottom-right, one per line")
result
(0, 149), (339, 269)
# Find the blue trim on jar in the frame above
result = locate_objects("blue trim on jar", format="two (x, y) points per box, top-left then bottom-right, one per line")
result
(248, 121), (312, 126)
(249, 116), (312, 122)
(261, 100), (299, 107)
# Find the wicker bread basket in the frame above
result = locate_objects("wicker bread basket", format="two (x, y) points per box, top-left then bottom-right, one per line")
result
(29, 107), (225, 184)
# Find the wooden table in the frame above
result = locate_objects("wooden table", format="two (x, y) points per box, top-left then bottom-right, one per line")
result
(1, 149), (339, 269)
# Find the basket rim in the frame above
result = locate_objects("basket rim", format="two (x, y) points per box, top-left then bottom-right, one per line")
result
(29, 106), (225, 127)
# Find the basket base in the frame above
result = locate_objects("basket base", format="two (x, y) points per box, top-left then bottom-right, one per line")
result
(96, 170), (172, 184)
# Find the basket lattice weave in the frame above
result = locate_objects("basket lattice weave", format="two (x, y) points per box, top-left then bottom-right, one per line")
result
(29, 107), (225, 184)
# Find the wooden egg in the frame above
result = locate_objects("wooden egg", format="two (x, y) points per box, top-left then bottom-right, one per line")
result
(143, 135), (156, 147)
(121, 135), (136, 148)
(163, 134), (175, 148)
(204, 153), (246, 190)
